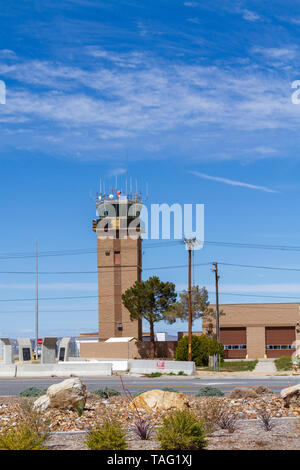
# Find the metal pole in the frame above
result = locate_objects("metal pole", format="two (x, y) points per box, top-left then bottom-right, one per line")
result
(188, 245), (192, 362)
(35, 240), (39, 360)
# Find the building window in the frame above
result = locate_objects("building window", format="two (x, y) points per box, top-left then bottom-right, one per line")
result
(266, 344), (296, 350)
(223, 344), (246, 350)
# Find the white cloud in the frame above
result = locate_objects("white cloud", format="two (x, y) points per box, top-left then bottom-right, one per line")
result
(253, 46), (296, 59)
(242, 10), (260, 22)
(190, 171), (278, 193)
(0, 50), (299, 157)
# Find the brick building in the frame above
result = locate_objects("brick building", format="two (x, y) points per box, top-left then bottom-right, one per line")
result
(203, 303), (300, 359)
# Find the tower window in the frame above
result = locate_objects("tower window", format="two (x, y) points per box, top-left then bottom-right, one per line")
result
(114, 251), (120, 265)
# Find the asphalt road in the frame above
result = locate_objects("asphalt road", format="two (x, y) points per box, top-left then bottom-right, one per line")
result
(0, 375), (299, 396)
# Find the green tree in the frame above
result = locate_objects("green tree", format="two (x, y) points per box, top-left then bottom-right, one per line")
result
(167, 286), (213, 324)
(122, 276), (177, 358)
(175, 334), (223, 366)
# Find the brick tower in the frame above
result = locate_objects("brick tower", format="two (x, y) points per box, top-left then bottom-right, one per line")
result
(93, 190), (143, 341)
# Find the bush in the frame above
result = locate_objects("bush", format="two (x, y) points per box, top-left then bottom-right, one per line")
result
(275, 356), (292, 371)
(92, 387), (120, 398)
(218, 411), (237, 433)
(177, 371), (187, 376)
(156, 410), (207, 450)
(18, 387), (47, 397)
(0, 422), (47, 450)
(161, 387), (178, 393)
(175, 334), (223, 367)
(196, 386), (224, 397)
(228, 388), (258, 399)
(0, 401), (49, 450)
(86, 419), (127, 450)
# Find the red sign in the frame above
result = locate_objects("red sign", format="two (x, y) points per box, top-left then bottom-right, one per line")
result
(37, 339), (43, 345)
(156, 360), (165, 370)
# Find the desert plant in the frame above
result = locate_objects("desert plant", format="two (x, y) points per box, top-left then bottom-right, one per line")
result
(130, 417), (154, 440)
(196, 386), (224, 397)
(18, 387), (47, 397)
(258, 409), (275, 431)
(0, 401), (49, 450)
(92, 387), (120, 398)
(156, 410), (207, 450)
(0, 422), (47, 450)
(228, 388), (258, 399)
(197, 397), (224, 435)
(218, 411), (237, 433)
(160, 387), (178, 393)
(86, 419), (127, 450)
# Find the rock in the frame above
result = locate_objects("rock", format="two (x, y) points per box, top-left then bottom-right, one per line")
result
(130, 389), (189, 412)
(33, 378), (87, 413)
(33, 394), (51, 413)
(280, 383), (300, 407)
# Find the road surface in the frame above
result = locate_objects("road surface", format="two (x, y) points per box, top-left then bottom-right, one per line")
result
(0, 375), (299, 396)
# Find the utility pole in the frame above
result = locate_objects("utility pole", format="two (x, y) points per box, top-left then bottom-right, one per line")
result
(212, 262), (220, 370)
(35, 240), (39, 360)
(184, 238), (197, 361)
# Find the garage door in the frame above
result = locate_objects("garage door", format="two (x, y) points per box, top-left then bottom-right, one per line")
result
(220, 327), (247, 359)
(265, 327), (296, 358)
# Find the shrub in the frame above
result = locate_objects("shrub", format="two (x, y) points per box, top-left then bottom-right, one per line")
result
(196, 386), (224, 397)
(275, 356), (292, 371)
(0, 422), (47, 450)
(156, 410), (207, 450)
(146, 372), (162, 378)
(197, 397), (224, 435)
(228, 388), (258, 399)
(161, 387), (178, 393)
(92, 387), (120, 398)
(177, 371), (187, 376)
(18, 387), (47, 397)
(0, 401), (49, 450)
(175, 334), (223, 367)
(86, 419), (127, 450)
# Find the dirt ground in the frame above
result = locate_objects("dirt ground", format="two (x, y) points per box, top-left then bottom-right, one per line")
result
(45, 418), (300, 450)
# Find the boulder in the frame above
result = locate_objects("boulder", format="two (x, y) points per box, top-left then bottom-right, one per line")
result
(280, 383), (300, 407)
(130, 389), (189, 412)
(33, 377), (87, 413)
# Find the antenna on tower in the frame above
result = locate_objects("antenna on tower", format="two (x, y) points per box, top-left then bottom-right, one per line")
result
(126, 155), (129, 197)
(115, 175), (118, 192)
(146, 182), (149, 201)
(100, 179), (102, 195)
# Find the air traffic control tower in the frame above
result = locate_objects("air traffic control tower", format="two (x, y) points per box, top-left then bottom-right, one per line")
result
(92, 188), (143, 341)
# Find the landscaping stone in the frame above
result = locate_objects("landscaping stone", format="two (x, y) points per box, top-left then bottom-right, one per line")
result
(130, 389), (190, 412)
(33, 378), (87, 413)
(280, 383), (300, 407)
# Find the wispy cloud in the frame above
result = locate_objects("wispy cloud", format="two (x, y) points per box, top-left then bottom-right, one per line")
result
(242, 10), (260, 22)
(0, 48), (299, 159)
(190, 171), (278, 193)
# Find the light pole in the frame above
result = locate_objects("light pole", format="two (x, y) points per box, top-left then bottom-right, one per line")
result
(184, 237), (197, 361)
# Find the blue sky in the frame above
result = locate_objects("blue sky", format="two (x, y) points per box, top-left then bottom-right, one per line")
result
(1, 0), (300, 337)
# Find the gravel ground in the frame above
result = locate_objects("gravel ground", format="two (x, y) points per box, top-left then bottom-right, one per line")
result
(44, 418), (300, 450)
(1, 394), (300, 450)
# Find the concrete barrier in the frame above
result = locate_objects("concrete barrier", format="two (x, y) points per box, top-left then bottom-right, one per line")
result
(0, 364), (16, 377)
(129, 359), (195, 375)
(16, 362), (112, 377)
